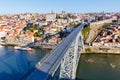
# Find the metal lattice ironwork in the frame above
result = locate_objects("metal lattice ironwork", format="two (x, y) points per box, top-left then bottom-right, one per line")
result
(59, 32), (83, 80)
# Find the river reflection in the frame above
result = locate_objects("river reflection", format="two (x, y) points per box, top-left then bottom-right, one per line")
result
(76, 53), (120, 80)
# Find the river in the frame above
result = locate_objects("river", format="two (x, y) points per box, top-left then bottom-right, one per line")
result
(0, 45), (47, 80)
(76, 53), (120, 80)
(1, 46), (120, 80)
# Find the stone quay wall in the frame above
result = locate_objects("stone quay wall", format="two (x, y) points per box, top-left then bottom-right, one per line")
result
(82, 46), (120, 54)
(86, 19), (113, 43)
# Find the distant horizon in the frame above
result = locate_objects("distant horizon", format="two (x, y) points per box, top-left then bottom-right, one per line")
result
(0, 11), (119, 15)
(0, 0), (120, 15)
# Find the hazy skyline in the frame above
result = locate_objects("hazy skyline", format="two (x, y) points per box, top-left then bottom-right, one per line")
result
(0, 0), (119, 14)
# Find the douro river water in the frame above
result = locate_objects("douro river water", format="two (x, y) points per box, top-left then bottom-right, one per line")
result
(76, 53), (120, 80)
(0, 46), (120, 80)
(0, 45), (47, 80)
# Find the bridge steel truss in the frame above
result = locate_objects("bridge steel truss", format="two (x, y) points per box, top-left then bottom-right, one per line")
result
(60, 30), (83, 80)
(25, 24), (85, 80)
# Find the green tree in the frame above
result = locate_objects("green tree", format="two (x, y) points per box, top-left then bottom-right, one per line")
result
(82, 26), (90, 39)
(33, 32), (39, 37)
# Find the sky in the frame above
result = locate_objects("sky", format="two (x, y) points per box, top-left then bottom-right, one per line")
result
(0, 0), (119, 14)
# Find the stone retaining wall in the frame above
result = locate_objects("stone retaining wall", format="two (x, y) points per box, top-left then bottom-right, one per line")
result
(82, 46), (120, 54)
(86, 19), (113, 43)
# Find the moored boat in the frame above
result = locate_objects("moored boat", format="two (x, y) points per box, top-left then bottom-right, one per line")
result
(14, 46), (32, 51)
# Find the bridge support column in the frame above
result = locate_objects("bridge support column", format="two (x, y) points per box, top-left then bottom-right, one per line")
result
(59, 32), (83, 80)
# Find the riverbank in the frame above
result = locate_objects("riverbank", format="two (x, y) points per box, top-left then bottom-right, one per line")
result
(30, 45), (53, 50)
(0, 42), (54, 51)
(81, 46), (120, 54)
(1, 43), (18, 46)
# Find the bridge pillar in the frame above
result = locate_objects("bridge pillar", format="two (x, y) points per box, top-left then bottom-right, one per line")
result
(59, 32), (83, 80)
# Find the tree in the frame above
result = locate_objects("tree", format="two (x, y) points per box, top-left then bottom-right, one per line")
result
(33, 32), (39, 37)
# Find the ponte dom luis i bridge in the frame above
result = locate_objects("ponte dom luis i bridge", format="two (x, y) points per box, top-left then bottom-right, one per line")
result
(25, 19), (112, 80)
(24, 24), (85, 80)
